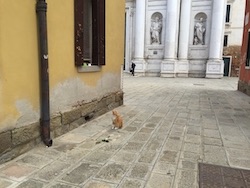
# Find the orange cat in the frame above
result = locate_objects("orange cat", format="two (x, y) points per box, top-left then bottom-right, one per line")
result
(112, 110), (123, 129)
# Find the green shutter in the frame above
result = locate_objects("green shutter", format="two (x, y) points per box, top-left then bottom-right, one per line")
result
(92, 0), (105, 66)
(74, 0), (84, 66)
(99, 0), (105, 65)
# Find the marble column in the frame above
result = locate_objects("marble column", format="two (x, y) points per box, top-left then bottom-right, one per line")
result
(177, 0), (192, 77)
(206, 0), (226, 78)
(133, 0), (146, 75)
(161, 0), (180, 77)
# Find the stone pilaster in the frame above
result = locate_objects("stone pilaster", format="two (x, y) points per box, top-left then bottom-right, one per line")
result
(206, 0), (227, 78)
(161, 0), (180, 77)
(177, 0), (192, 77)
(133, 0), (146, 75)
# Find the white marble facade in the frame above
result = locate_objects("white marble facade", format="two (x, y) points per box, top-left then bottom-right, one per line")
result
(125, 0), (228, 78)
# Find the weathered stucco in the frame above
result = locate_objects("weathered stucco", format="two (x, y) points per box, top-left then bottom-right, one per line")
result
(15, 100), (40, 127)
(50, 73), (121, 113)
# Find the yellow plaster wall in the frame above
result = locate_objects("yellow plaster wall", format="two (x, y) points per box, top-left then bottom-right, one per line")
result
(105, 0), (126, 73)
(0, 0), (125, 131)
(0, 0), (40, 130)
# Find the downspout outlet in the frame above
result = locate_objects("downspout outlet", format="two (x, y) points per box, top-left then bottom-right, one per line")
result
(41, 119), (53, 147)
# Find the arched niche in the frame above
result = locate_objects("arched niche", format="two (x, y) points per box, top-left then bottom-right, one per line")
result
(193, 12), (207, 45)
(150, 12), (163, 45)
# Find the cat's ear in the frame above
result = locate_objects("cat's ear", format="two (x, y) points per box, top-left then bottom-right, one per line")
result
(112, 110), (117, 115)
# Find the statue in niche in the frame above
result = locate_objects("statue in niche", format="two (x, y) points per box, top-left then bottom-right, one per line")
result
(193, 17), (206, 45)
(150, 16), (162, 44)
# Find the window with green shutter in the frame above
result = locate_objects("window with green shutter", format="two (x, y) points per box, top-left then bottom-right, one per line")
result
(74, 0), (105, 67)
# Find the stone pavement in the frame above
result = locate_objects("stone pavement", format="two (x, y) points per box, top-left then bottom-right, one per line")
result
(0, 75), (250, 188)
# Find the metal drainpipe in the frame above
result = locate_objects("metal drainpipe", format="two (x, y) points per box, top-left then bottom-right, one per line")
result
(36, 0), (53, 147)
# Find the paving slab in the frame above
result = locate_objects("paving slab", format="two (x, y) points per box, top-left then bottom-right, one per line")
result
(118, 178), (145, 188)
(145, 172), (173, 188)
(61, 163), (101, 185)
(95, 162), (129, 184)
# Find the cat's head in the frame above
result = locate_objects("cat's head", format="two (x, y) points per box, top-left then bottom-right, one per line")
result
(112, 110), (118, 116)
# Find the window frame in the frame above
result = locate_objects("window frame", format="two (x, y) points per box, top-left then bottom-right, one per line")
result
(223, 35), (228, 47)
(74, 0), (105, 68)
(225, 4), (231, 23)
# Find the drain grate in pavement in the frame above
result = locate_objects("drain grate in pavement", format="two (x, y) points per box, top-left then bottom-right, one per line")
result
(199, 163), (250, 188)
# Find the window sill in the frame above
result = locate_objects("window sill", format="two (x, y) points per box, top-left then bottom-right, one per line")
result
(77, 66), (101, 73)
(245, 66), (250, 70)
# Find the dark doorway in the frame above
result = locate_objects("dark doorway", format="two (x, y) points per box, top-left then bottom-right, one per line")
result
(223, 57), (231, 76)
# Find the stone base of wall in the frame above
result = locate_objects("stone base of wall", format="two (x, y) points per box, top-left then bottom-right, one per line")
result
(238, 80), (250, 96)
(0, 91), (123, 164)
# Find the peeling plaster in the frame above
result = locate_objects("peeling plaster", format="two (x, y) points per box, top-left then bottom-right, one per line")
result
(0, 117), (16, 132)
(15, 100), (40, 126)
(50, 73), (121, 113)
(0, 73), (121, 131)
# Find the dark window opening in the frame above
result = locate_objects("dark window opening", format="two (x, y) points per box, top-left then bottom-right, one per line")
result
(224, 35), (228, 47)
(74, 0), (105, 67)
(225, 5), (231, 23)
(246, 32), (250, 67)
(83, 0), (92, 64)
